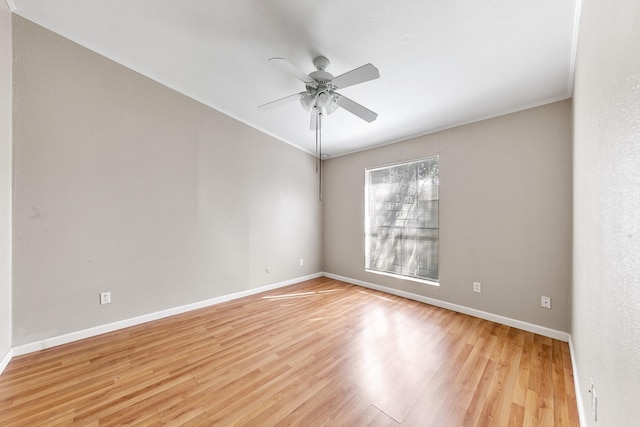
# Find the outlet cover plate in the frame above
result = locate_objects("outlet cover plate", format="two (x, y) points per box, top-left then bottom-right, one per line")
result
(100, 292), (111, 305)
(541, 296), (551, 309)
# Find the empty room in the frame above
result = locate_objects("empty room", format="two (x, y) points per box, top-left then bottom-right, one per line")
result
(0, 0), (638, 426)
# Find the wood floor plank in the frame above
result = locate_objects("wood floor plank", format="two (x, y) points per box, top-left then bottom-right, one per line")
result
(524, 388), (541, 426)
(0, 278), (579, 426)
(509, 402), (526, 426)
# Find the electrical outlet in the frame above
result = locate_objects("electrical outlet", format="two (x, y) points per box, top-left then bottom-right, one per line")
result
(473, 282), (481, 293)
(300, 258), (304, 266)
(100, 292), (111, 305)
(541, 296), (551, 309)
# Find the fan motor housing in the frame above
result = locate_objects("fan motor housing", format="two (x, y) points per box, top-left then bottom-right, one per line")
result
(309, 70), (333, 82)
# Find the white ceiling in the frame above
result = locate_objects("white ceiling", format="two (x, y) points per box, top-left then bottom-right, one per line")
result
(10, 0), (580, 157)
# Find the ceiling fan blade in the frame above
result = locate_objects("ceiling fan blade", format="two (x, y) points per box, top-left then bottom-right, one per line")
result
(258, 92), (304, 111)
(332, 63), (380, 89)
(269, 57), (315, 84)
(335, 94), (378, 123)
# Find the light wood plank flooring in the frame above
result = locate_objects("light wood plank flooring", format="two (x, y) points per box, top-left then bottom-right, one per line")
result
(0, 277), (579, 426)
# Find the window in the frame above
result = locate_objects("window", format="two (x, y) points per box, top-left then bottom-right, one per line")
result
(365, 156), (439, 284)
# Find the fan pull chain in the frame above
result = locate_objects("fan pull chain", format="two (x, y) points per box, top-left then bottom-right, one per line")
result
(318, 112), (322, 202)
(315, 108), (319, 174)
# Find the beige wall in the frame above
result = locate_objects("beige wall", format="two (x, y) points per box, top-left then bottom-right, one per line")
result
(9, 10), (640, 426)
(324, 100), (572, 332)
(0, 2), (12, 361)
(572, 0), (640, 425)
(12, 16), (322, 346)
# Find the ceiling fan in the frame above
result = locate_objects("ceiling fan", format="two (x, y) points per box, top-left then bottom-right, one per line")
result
(258, 56), (380, 201)
(258, 56), (380, 128)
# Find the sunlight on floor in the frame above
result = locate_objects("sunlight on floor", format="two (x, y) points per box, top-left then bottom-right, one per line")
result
(357, 289), (398, 303)
(262, 288), (344, 301)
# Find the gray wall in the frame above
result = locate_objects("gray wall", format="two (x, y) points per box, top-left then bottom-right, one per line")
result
(0, 2), (12, 361)
(324, 100), (572, 332)
(572, 0), (640, 425)
(12, 16), (322, 346)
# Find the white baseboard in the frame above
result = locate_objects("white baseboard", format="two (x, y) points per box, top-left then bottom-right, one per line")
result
(5, 272), (574, 379)
(569, 335), (587, 426)
(0, 347), (12, 375)
(324, 272), (571, 342)
(12, 273), (323, 357)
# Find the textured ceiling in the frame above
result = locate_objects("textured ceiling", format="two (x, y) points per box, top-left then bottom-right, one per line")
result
(10, 0), (580, 157)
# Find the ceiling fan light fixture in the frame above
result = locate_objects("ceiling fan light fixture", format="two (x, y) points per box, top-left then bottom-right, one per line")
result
(315, 91), (331, 109)
(300, 93), (315, 111)
(315, 90), (338, 115)
(326, 98), (339, 114)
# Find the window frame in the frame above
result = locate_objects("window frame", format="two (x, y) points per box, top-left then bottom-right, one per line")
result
(364, 156), (440, 287)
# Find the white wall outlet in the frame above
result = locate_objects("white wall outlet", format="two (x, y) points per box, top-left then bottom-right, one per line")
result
(299, 258), (304, 266)
(473, 282), (481, 293)
(541, 296), (551, 309)
(100, 291), (111, 305)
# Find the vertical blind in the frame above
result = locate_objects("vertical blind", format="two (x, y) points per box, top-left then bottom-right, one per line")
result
(365, 156), (439, 282)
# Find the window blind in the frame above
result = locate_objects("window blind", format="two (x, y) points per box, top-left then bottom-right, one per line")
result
(365, 156), (439, 283)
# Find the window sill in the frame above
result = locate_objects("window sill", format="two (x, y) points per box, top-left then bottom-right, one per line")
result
(365, 269), (440, 287)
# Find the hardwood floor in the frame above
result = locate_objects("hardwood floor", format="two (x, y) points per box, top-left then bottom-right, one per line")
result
(0, 277), (579, 426)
